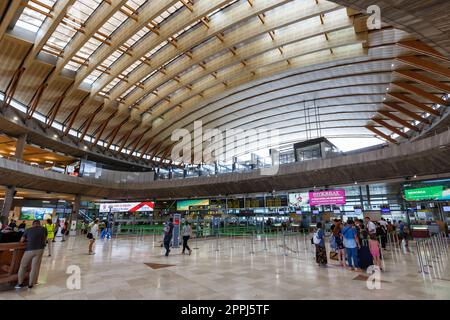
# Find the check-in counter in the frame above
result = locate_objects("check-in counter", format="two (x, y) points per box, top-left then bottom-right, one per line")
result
(410, 225), (441, 239)
(0, 242), (28, 288)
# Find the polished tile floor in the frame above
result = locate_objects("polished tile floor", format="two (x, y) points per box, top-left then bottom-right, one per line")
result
(1, 234), (449, 300)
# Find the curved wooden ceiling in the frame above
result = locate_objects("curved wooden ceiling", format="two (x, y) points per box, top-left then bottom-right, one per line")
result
(0, 0), (449, 166)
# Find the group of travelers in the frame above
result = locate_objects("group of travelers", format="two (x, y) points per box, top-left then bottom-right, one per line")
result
(314, 217), (410, 271)
(10, 217), (101, 290)
(162, 218), (193, 257)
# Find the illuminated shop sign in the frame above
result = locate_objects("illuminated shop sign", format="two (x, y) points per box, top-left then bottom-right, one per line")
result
(99, 202), (154, 213)
(309, 190), (346, 206)
(404, 185), (450, 201)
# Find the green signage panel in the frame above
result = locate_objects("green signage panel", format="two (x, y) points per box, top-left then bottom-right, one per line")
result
(404, 186), (444, 201)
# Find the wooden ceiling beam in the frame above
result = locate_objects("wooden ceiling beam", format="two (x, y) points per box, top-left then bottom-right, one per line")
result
(365, 126), (397, 144)
(383, 102), (431, 124)
(92, 112), (116, 146)
(104, 0), (305, 110)
(394, 70), (450, 93)
(392, 82), (447, 106)
(22, 0), (76, 70)
(397, 40), (450, 62)
(117, 125), (138, 154)
(396, 56), (450, 79)
(372, 118), (409, 138)
(63, 95), (89, 136)
(78, 105), (103, 142)
(105, 117), (130, 150)
(378, 111), (419, 132)
(0, 0), (23, 41)
(388, 92), (440, 116)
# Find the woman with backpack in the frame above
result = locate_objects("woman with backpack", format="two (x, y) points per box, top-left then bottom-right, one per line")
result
(314, 222), (327, 267)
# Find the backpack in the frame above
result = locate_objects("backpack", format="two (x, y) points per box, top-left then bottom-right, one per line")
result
(313, 230), (322, 245)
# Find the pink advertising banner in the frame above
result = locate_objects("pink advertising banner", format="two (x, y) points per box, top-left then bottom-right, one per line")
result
(309, 190), (346, 206)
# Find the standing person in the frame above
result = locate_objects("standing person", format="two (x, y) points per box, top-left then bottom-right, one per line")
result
(87, 219), (99, 255)
(61, 222), (69, 242)
(15, 220), (47, 289)
(313, 222), (327, 267)
(342, 220), (362, 272)
(333, 220), (346, 267)
(376, 222), (387, 250)
(181, 221), (192, 255)
(163, 218), (174, 257)
(9, 219), (17, 230)
(53, 219), (60, 243)
(43, 219), (55, 257)
(18, 221), (27, 232)
(369, 234), (382, 271)
(365, 217), (377, 236)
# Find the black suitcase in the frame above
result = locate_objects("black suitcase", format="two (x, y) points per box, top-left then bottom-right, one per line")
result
(358, 245), (373, 270)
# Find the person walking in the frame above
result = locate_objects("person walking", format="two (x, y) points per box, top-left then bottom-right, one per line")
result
(342, 220), (362, 272)
(313, 222), (327, 267)
(181, 221), (192, 255)
(163, 218), (174, 257)
(87, 219), (99, 255)
(43, 219), (55, 257)
(15, 220), (47, 289)
(61, 221), (69, 242)
(53, 219), (60, 242)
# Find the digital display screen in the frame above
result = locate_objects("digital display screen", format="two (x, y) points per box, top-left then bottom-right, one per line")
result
(177, 199), (209, 211)
(20, 207), (53, 221)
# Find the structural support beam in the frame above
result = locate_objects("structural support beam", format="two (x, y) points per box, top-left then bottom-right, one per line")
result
(22, 0), (77, 69)
(105, 117), (130, 150)
(388, 92), (440, 116)
(372, 118), (409, 138)
(392, 82), (447, 106)
(384, 102), (431, 124)
(64, 95), (89, 135)
(397, 56), (450, 79)
(1, 186), (16, 226)
(366, 126), (397, 144)
(397, 40), (450, 62)
(0, 0), (22, 41)
(378, 111), (419, 132)
(394, 70), (450, 94)
(14, 134), (27, 160)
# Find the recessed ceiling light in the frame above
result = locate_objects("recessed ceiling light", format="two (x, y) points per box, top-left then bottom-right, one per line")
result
(13, 117), (18, 121)
(53, 134), (58, 138)
(84, 146), (88, 150)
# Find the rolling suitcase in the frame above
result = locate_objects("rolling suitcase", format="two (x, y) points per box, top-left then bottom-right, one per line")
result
(358, 245), (373, 270)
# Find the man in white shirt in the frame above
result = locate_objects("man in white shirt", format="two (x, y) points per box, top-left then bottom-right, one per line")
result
(365, 217), (377, 235)
(379, 218), (388, 229)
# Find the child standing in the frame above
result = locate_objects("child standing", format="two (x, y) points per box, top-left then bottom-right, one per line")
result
(369, 234), (382, 271)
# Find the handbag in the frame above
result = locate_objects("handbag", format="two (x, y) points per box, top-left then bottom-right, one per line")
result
(329, 251), (339, 261)
(87, 232), (93, 239)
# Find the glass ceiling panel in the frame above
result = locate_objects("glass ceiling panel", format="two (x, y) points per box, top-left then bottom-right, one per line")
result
(43, 0), (103, 65)
(15, 0), (57, 33)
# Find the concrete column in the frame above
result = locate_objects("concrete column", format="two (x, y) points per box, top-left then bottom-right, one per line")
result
(1, 186), (16, 226)
(14, 134), (27, 160)
(72, 194), (81, 220)
(1, 134), (27, 226)
(69, 194), (81, 235)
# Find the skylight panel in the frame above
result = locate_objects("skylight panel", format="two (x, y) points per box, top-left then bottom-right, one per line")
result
(42, 0), (102, 60)
(15, 0), (57, 33)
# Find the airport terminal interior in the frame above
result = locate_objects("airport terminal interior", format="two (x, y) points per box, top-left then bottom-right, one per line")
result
(0, 0), (449, 300)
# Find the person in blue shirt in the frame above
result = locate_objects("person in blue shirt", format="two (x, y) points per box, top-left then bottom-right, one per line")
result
(314, 222), (327, 267)
(342, 220), (362, 272)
